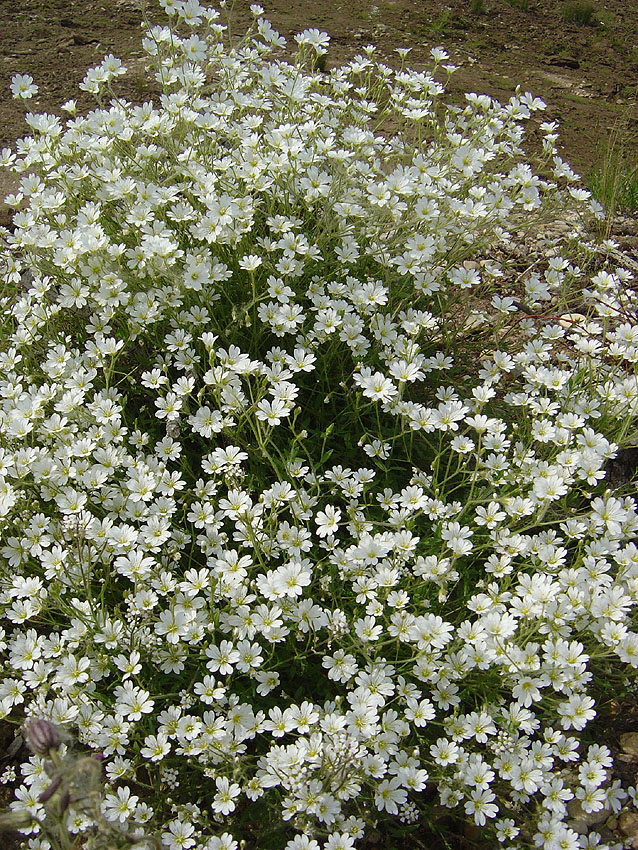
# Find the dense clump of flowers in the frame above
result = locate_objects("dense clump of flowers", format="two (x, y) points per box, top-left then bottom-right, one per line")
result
(0, 1), (637, 849)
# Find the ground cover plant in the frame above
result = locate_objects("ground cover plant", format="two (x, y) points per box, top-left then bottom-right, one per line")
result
(0, 1), (638, 849)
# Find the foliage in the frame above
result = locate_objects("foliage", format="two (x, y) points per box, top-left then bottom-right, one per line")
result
(0, 2), (637, 850)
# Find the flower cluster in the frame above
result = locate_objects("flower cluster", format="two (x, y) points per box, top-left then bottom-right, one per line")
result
(0, 2), (637, 850)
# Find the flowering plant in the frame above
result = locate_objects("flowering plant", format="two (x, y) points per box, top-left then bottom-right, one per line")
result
(0, 2), (637, 849)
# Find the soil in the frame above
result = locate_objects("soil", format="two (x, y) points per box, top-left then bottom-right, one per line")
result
(1, 0), (637, 198)
(0, 1), (638, 849)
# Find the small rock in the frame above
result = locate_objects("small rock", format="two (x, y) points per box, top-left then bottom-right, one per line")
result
(620, 732), (638, 759)
(72, 32), (97, 46)
(567, 798), (610, 833)
(4, 733), (23, 760)
(558, 312), (587, 329)
(547, 55), (580, 69)
(619, 811), (638, 846)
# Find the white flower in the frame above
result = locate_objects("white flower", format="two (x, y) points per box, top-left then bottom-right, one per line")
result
(140, 732), (171, 762)
(205, 640), (240, 675)
(102, 785), (139, 824)
(315, 505), (341, 537)
(354, 615), (383, 642)
(253, 670), (280, 696)
(255, 397), (291, 426)
(101, 54), (127, 76)
(575, 784), (606, 813)
(322, 650), (357, 683)
(374, 777), (407, 814)
(10, 74), (38, 99)
(590, 495), (628, 536)
(263, 706), (296, 738)
(212, 776), (241, 815)
(404, 697), (436, 727)
(235, 640), (264, 673)
(557, 694), (596, 730)
(2, 2), (637, 843)
(353, 368), (398, 403)
(114, 682), (154, 721)
(206, 834), (238, 850)
(285, 836), (320, 850)
(430, 738), (460, 766)
(533, 474), (569, 501)
(294, 28), (330, 54)
(272, 560), (312, 598)
(238, 254), (262, 271)
(162, 819), (196, 850)
(430, 46), (449, 61)
(324, 834), (355, 850)
(464, 788), (498, 825)
(474, 501), (506, 528)
(440, 521), (473, 556)
(155, 392), (183, 421)
(154, 608), (189, 643)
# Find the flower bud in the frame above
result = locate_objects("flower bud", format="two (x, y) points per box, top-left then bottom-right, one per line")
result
(25, 718), (61, 755)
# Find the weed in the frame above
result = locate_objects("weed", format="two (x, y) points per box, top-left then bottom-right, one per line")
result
(428, 9), (454, 34)
(561, 1), (596, 26)
(587, 110), (638, 235)
(469, 0), (485, 15)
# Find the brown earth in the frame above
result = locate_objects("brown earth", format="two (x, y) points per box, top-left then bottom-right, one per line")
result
(1, 0), (637, 187)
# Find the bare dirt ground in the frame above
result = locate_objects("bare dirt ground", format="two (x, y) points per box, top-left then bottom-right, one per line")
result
(2, 0), (638, 244)
(0, 1), (638, 848)
(1, 0), (638, 181)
